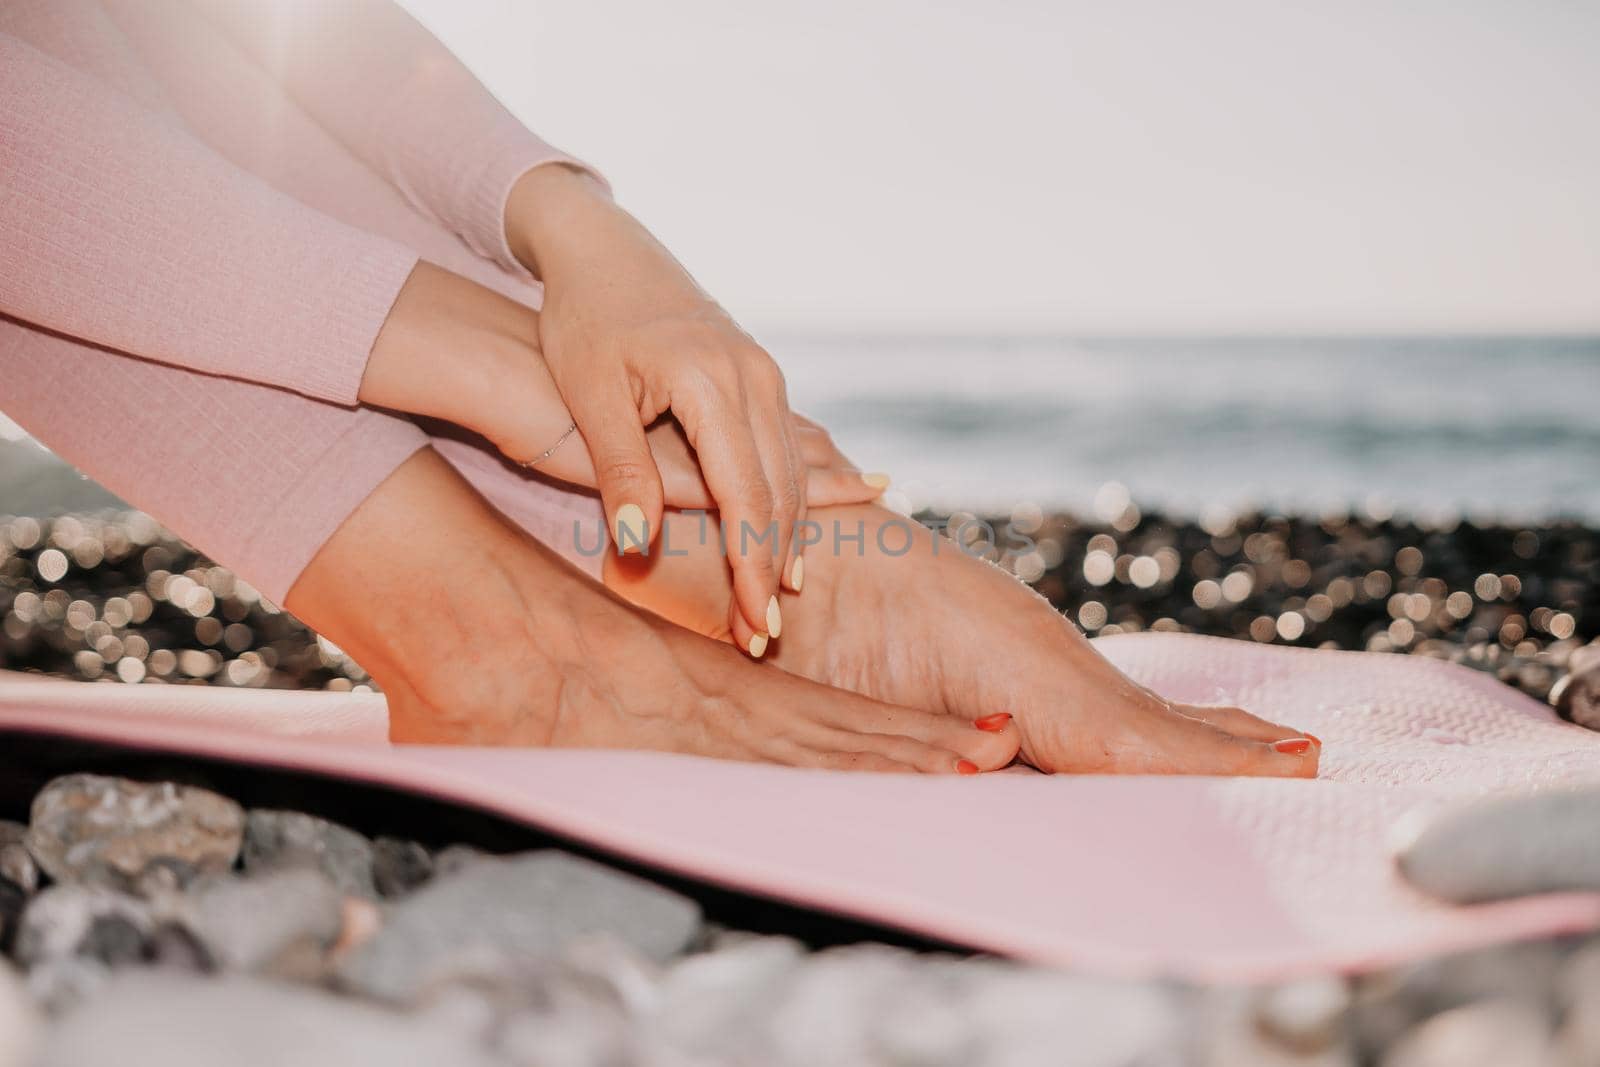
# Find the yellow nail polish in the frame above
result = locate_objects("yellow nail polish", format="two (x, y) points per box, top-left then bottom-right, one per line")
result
(790, 555), (805, 592)
(748, 632), (769, 658)
(766, 595), (782, 639)
(862, 472), (891, 491)
(614, 503), (647, 553)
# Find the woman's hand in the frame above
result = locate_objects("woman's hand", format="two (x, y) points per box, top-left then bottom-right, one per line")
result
(505, 164), (832, 653)
(359, 262), (883, 536)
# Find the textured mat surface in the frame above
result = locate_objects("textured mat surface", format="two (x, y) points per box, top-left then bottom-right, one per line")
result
(3, 632), (1599, 981)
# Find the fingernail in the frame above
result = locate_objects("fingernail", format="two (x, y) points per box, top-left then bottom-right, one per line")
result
(1273, 738), (1313, 755)
(956, 759), (979, 775)
(862, 472), (891, 491)
(790, 555), (805, 592)
(614, 503), (648, 554)
(766, 595), (782, 639)
(748, 632), (769, 659)
(973, 713), (1012, 732)
(1305, 733), (1323, 746)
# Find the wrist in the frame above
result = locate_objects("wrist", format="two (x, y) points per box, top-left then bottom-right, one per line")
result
(361, 262), (552, 438)
(504, 163), (616, 278)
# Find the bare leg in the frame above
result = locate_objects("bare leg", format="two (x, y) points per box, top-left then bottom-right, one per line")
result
(605, 504), (1321, 777)
(284, 450), (1020, 772)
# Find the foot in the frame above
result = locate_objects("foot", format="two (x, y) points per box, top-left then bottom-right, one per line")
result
(286, 450), (1020, 774)
(605, 504), (1320, 777)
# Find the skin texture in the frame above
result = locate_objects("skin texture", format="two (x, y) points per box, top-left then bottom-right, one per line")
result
(506, 164), (809, 652)
(604, 499), (1322, 778)
(285, 449), (1020, 774)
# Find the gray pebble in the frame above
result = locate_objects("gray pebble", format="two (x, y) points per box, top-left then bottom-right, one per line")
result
(371, 836), (432, 898)
(338, 851), (700, 1004)
(1380, 998), (1553, 1067)
(33, 972), (502, 1067)
(431, 844), (493, 879)
(1253, 976), (1352, 1054)
(24, 775), (243, 892)
(1555, 940), (1600, 1062)
(0, 963), (38, 1067)
(242, 810), (376, 899)
(184, 868), (344, 974)
(143, 923), (215, 974)
(1351, 941), (1564, 1058)
(1393, 789), (1600, 903)
(1196, 985), (1354, 1067)
(13, 884), (154, 969)
(0, 821), (38, 895)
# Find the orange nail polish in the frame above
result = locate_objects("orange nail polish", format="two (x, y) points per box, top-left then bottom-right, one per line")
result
(956, 759), (979, 775)
(1305, 733), (1323, 746)
(973, 713), (1012, 732)
(1273, 738), (1313, 755)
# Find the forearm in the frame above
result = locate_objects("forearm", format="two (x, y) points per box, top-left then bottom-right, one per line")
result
(358, 262), (573, 464)
(196, 0), (604, 274)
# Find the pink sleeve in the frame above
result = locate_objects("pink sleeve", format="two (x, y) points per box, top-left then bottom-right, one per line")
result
(197, 0), (608, 278)
(0, 318), (429, 610)
(0, 31), (418, 406)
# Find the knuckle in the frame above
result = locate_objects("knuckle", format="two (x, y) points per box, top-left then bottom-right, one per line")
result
(774, 479), (802, 519)
(596, 453), (654, 488)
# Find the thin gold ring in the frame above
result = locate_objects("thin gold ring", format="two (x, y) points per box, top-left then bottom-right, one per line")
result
(519, 421), (578, 469)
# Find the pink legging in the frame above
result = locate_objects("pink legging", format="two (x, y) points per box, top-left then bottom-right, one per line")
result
(0, 2), (601, 606)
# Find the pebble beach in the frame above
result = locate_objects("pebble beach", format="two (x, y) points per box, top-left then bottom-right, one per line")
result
(1, 505), (1598, 1065)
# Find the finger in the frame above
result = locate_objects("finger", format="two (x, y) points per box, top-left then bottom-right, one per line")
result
(804, 466), (896, 508)
(728, 600), (768, 659)
(811, 700), (1020, 771)
(1151, 715), (1320, 778)
(781, 406), (808, 593)
(807, 729), (974, 775)
(793, 419), (851, 468)
(1175, 703), (1311, 745)
(796, 748), (923, 774)
(674, 388), (780, 640)
(743, 370), (801, 596)
(567, 371), (664, 556)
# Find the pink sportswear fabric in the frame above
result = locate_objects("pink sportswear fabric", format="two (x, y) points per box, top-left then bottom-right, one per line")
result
(4, 633), (1598, 981)
(0, 0), (604, 604)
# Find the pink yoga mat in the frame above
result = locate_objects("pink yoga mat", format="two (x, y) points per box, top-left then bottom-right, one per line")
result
(3, 632), (1599, 982)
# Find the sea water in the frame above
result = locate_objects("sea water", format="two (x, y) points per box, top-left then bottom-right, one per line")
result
(772, 334), (1600, 523)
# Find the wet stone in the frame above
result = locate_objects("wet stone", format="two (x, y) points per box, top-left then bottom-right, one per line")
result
(184, 868), (344, 974)
(13, 885), (155, 969)
(338, 850), (701, 1004)
(33, 972), (502, 1067)
(1254, 975), (1352, 1053)
(0, 821), (38, 895)
(0, 963), (37, 1067)
(371, 836), (432, 898)
(242, 810), (376, 899)
(24, 775), (243, 892)
(1380, 997), (1553, 1067)
(1393, 789), (1600, 903)
(143, 923), (215, 974)
(0, 881), (24, 957)
(431, 844), (493, 879)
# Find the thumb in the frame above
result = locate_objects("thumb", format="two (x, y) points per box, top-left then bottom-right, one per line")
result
(569, 383), (664, 555)
(804, 466), (894, 508)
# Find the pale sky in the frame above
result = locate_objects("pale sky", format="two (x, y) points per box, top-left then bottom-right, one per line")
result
(403, 0), (1600, 334)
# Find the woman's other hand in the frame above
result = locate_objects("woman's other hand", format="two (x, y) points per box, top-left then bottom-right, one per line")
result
(359, 263), (882, 541)
(505, 164), (846, 652)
